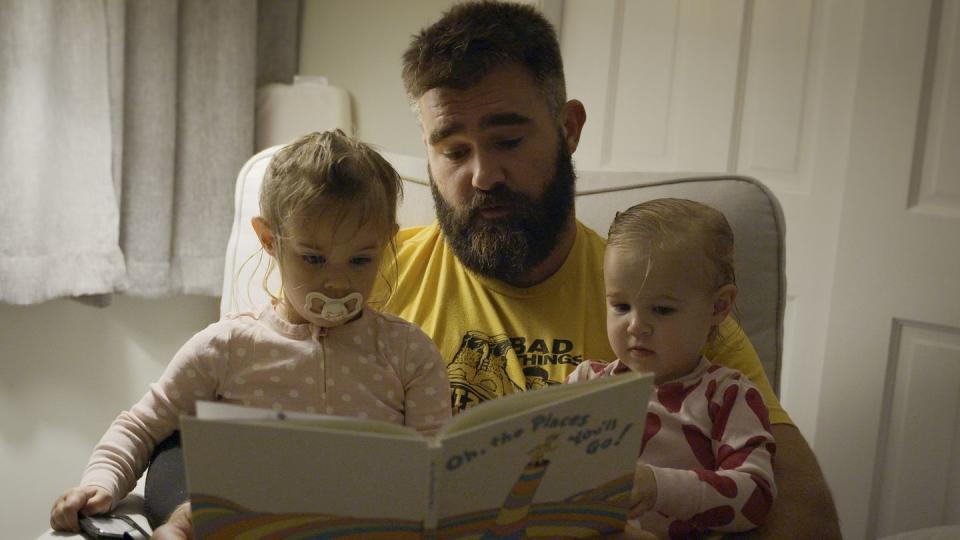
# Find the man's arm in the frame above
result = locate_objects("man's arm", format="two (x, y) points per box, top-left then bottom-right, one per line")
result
(724, 423), (841, 539)
(707, 319), (841, 538)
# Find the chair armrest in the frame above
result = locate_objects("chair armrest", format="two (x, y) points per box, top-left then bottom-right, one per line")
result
(35, 477), (152, 540)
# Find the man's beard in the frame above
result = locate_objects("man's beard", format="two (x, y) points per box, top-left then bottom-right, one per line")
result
(430, 138), (576, 283)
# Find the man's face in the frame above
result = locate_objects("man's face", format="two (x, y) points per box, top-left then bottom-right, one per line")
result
(417, 63), (576, 281)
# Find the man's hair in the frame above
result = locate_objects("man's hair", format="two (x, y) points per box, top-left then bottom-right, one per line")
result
(401, 1), (566, 116)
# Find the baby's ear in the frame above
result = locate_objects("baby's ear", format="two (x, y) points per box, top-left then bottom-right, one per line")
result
(251, 217), (277, 256)
(711, 284), (738, 324)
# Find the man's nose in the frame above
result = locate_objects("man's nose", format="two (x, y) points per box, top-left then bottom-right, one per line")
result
(470, 149), (507, 192)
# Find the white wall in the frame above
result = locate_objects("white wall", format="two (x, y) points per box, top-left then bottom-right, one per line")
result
(1, 295), (219, 539)
(299, 0), (460, 156)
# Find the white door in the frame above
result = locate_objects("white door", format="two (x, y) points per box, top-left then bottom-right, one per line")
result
(815, 0), (960, 538)
(560, 0), (861, 449)
(560, 0), (960, 538)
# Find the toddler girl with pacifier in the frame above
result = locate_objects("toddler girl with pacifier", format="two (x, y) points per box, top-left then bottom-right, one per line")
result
(50, 130), (451, 532)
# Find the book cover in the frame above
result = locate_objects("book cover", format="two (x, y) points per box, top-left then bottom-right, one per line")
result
(180, 371), (652, 539)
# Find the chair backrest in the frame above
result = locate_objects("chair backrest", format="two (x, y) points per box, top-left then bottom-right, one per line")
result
(221, 147), (785, 393)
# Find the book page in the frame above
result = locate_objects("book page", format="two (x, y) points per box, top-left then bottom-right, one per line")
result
(432, 372), (652, 538)
(438, 374), (639, 437)
(195, 400), (421, 438)
(181, 414), (431, 537)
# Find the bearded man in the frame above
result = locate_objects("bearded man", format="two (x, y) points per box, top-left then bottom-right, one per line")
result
(151, 2), (841, 539)
(380, 2), (842, 539)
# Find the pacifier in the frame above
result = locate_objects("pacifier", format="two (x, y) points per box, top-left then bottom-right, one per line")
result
(303, 291), (364, 326)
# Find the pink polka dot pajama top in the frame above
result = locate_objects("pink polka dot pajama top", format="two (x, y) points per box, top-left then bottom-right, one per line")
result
(80, 304), (452, 503)
(567, 357), (776, 539)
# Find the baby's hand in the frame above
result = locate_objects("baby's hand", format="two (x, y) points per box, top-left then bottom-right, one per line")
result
(151, 502), (195, 540)
(49, 485), (113, 532)
(621, 520), (660, 540)
(629, 461), (657, 518)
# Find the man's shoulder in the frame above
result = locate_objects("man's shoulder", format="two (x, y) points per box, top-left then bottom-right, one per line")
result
(567, 220), (607, 277)
(379, 222), (447, 308)
(703, 359), (757, 388)
(575, 219), (607, 251)
(395, 222), (440, 247)
(391, 222), (447, 274)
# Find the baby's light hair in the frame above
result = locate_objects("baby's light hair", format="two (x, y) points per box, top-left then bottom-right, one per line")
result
(607, 198), (737, 343)
(252, 130), (403, 305)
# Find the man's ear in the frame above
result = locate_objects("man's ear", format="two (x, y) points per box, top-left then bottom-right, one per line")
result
(251, 217), (277, 256)
(710, 284), (738, 325)
(559, 99), (587, 154)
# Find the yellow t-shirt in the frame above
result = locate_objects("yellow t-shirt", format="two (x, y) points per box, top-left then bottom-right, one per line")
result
(374, 220), (790, 425)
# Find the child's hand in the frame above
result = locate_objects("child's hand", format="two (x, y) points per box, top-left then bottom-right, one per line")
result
(621, 520), (660, 540)
(629, 461), (657, 518)
(49, 485), (113, 532)
(152, 502), (195, 540)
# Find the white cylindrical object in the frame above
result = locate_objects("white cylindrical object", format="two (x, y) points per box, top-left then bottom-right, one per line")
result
(255, 75), (352, 150)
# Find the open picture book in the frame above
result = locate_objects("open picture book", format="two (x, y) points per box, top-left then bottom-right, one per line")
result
(180, 371), (653, 539)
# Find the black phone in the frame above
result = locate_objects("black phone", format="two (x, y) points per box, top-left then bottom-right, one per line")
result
(78, 514), (149, 539)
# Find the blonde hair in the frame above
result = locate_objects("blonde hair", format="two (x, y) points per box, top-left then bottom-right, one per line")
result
(607, 198), (737, 343)
(253, 130), (403, 304)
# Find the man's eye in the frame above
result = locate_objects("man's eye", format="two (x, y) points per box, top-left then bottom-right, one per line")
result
(302, 254), (325, 265)
(497, 137), (522, 149)
(442, 147), (469, 161)
(653, 305), (676, 316)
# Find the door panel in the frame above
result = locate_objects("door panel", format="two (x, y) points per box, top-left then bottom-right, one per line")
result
(816, 0), (960, 538)
(561, 0), (743, 174)
(873, 322), (960, 536)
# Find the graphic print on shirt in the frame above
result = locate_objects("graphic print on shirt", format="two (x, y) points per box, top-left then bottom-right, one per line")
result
(522, 365), (556, 392)
(512, 337), (581, 368)
(514, 336), (581, 390)
(448, 330), (520, 411)
(448, 331), (583, 411)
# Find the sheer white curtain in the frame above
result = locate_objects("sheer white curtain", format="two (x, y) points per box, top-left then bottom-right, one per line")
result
(0, 0), (125, 304)
(0, 0), (300, 305)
